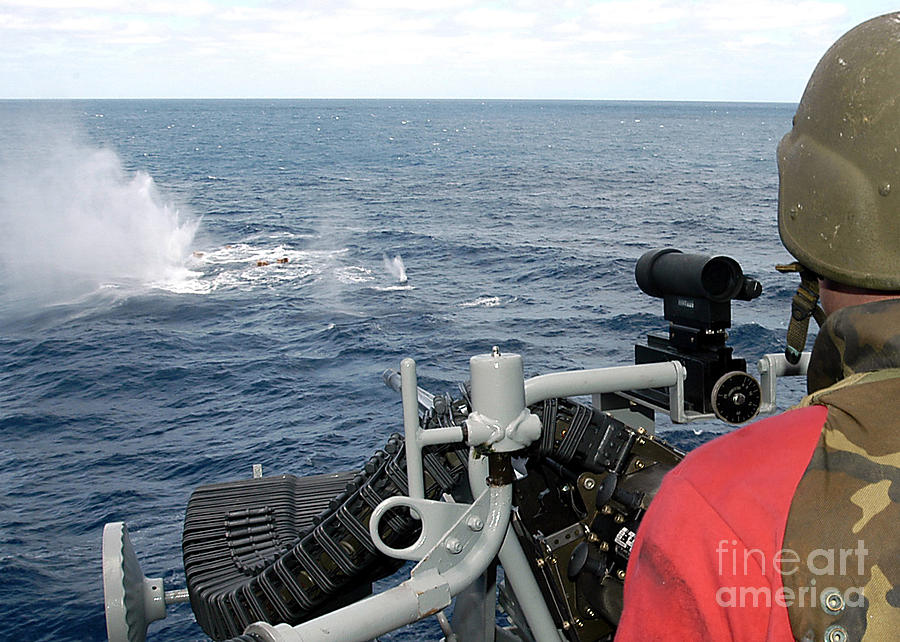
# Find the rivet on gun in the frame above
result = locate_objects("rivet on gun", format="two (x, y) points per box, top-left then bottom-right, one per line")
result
(445, 538), (463, 554)
(467, 516), (484, 532)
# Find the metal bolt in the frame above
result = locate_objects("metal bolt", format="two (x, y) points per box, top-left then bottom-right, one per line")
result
(634, 459), (645, 469)
(825, 624), (848, 642)
(599, 542), (609, 551)
(614, 514), (626, 524)
(584, 607), (596, 618)
(617, 569), (626, 580)
(880, 183), (892, 197)
(445, 538), (463, 554)
(536, 558), (545, 568)
(561, 621), (571, 631)
(821, 588), (845, 615)
(467, 516), (484, 532)
(574, 619), (584, 629)
(601, 505), (613, 515)
(582, 478), (596, 490)
(636, 426), (646, 435)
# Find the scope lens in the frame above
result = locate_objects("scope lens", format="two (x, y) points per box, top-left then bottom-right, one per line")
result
(701, 258), (738, 298)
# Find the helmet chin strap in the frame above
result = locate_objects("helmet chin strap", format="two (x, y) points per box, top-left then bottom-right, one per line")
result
(776, 262), (827, 364)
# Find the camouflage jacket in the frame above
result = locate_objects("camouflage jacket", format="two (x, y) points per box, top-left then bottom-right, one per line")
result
(783, 298), (900, 641)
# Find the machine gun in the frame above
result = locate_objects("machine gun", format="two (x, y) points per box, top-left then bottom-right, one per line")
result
(101, 250), (810, 642)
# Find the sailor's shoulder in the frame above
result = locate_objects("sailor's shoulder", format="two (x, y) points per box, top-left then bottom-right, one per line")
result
(675, 406), (826, 479)
(658, 406), (829, 528)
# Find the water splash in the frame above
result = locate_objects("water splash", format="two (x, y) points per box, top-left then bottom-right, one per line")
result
(0, 123), (198, 307)
(382, 253), (408, 283)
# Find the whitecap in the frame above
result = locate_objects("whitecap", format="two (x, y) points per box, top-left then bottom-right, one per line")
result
(335, 266), (374, 284)
(374, 284), (416, 292)
(461, 296), (501, 308)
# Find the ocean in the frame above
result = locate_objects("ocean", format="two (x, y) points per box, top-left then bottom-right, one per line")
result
(0, 99), (808, 641)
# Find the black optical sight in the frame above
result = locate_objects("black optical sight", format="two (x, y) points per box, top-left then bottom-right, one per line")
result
(635, 248), (762, 330)
(633, 249), (763, 423)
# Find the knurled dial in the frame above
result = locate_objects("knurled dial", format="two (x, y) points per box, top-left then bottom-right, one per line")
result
(711, 371), (762, 424)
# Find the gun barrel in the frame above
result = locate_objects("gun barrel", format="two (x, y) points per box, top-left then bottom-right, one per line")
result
(382, 368), (435, 411)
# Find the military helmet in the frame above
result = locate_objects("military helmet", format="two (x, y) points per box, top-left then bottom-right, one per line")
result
(778, 12), (900, 290)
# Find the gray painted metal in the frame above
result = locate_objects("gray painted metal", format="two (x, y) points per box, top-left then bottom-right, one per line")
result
(468, 455), (565, 642)
(102, 522), (167, 642)
(757, 351), (810, 414)
(103, 348), (811, 641)
(524, 361), (683, 407)
(245, 485), (513, 642)
(401, 357), (427, 499)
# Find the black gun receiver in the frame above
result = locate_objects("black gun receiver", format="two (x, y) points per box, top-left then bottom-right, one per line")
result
(633, 248), (763, 423)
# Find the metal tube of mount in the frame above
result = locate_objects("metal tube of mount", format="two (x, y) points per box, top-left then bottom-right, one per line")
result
(468, 456), (564, 642)
(758, 352), (810, 414)
(418, 426), (465, 446)
(401, 358), (426, 499)
(524, 362), (682, 406)
(244, 484), (513, 642)
(383, 368), (436, 412)
(442, 485), (512, 593)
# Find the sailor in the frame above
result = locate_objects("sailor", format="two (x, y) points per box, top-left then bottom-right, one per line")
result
(616, 13), (900, 641)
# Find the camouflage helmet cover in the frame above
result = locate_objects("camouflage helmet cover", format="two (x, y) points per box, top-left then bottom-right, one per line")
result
(778, 12), (900, 290)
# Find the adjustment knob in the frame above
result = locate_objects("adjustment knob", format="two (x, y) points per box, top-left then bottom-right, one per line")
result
(711, 371), (761, 424)
(567, 541), (607, 580)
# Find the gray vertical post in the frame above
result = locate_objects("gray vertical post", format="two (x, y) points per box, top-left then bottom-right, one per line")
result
(451, 560), (498, 641)
(400, 357), (425, 499)
(469, 455), (564, 642)
(467, 348), (564, 642)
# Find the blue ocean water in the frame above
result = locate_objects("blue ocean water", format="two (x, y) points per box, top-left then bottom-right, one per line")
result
(0, 99), (807, 641)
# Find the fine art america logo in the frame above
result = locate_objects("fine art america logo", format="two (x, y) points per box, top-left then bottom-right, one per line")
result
(715, 539), (869, 608)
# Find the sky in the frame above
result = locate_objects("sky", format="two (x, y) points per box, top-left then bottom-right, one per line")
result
(2, 1), (899, 101)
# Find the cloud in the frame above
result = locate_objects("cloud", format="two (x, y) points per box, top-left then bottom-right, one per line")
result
(454, 7), (539, 31)
(0, 0), (874, 99)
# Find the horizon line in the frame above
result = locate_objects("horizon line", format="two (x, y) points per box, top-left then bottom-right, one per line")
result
(0, 97), (799, 105)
